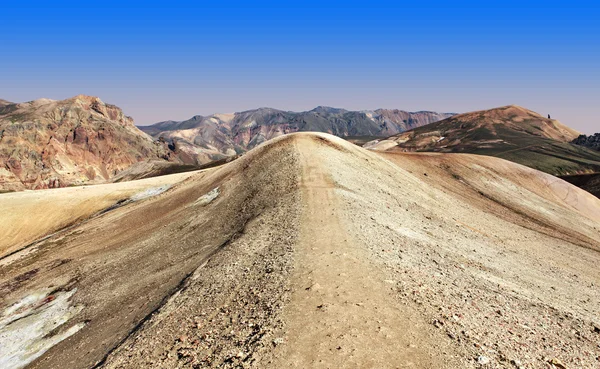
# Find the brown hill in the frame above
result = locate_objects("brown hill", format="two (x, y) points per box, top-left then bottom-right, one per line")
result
(1, 133), (599, 368)
(367, 105), (600, 176)
(0, 95), (176, 191)
(140, 107), (454, 165)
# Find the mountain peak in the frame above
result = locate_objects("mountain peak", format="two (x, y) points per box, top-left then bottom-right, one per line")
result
(311, 106), (347, 114)
(369, 104), (593, 176)
(70, 94), (100, 100)
(0, 95), (175, 191)
(64, 95), (108, 109)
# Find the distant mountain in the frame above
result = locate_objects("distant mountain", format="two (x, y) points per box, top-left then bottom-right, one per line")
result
(140, 107), (454, 164)
(367, 105), (600, 176)
(572, 133), (600, 151)
(0, 95), (176, 191)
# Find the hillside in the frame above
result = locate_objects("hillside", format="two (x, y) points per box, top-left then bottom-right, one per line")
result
(0, 96), (177, 191)
(367, 105), (600, 176)
(140, 107), (454, 164)
(1, 133), (599, 369)
(0, 170), (196, 259)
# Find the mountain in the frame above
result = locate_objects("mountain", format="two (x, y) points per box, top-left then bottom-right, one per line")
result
(572, 133), (600, 151)
(139, 107), (454, 164)
(367, 105), (600, 176)
(0, 95), (177, 191)
(2, 133), (599, 369)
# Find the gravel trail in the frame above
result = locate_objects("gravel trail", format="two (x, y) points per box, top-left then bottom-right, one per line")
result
(2, 133), (599, 368)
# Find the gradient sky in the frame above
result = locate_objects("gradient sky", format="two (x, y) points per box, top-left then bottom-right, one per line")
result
(1, 1), (599, 133)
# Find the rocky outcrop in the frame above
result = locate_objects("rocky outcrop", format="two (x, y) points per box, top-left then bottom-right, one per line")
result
(0, 95), (176, 191)
(572, 133), (600, 151)
(140, 107), (454, 165)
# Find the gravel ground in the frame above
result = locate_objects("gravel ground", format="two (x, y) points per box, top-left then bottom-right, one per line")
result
(319, 134), (600, 368)
(0, 135), (300, 369)
(2, 133), (599, 368)
(98, 136), (302, 368)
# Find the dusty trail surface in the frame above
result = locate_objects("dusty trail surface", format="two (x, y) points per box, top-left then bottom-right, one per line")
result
(1, 133), (600, 369)
(266, 136), (457, 368)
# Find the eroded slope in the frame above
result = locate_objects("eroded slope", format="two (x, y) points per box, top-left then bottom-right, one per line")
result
(0, 95), (175, 191)
(1, 133), (599, 369)
(0, 135), (302, 369)
(368, 105), (600, 176)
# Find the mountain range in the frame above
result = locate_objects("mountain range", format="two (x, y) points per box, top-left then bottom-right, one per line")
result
(3, 97), (600, 368)
(139, 107), (455, 164)
(3, 96), (600, 199)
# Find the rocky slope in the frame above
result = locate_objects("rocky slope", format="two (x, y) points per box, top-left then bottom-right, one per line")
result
(1, 133), (599, 369)
(573, 133), (600, 151)
(0, 95), (176, 191)
(140, 107), (454, 164)
(367, 105), (600, 176)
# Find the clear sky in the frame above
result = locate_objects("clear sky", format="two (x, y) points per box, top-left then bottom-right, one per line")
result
(1, 1), (599, 133)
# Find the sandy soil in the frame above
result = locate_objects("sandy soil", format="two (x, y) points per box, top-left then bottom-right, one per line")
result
(264, 135), (461, 368)
(0, 171), (196, 259)
(1, 133), (599, 369)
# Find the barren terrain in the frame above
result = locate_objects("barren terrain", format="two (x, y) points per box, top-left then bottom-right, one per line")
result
(367, 105), (600, 177)
(1, 133), (599, 368)
(0, 171), (196, 259)
(0, 95), (176, 191)
(140, 107), (454, 165)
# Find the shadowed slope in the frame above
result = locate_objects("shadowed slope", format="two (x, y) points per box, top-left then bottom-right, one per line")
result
(561, 172), (600, 198)
(368, 105), (600, 176)
(0, 135), (302, 369)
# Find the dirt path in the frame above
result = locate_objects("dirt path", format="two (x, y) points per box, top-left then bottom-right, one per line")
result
(268, 136), (450, 368)
(4, 133), (599, 369)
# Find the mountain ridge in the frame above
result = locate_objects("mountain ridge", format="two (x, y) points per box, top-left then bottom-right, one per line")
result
(140, 106), (455, 164)
(367, 104), (600, 176)
(2, 133), (600, 368)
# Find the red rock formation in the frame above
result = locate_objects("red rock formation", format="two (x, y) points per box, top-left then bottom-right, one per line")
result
(0, 95), (176, 191)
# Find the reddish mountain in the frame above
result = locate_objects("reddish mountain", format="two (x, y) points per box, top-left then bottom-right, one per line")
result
(140, 107), (454, 164)
(0, 95), (175, 191)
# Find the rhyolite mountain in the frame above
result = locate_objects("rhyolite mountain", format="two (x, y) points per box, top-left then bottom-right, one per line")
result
(140, 107), (454, 164)
(0, 95), (176, 191)
(367, 105), (600, 177)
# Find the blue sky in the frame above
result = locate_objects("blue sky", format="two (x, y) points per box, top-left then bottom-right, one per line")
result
(1, 2), (599, 132)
